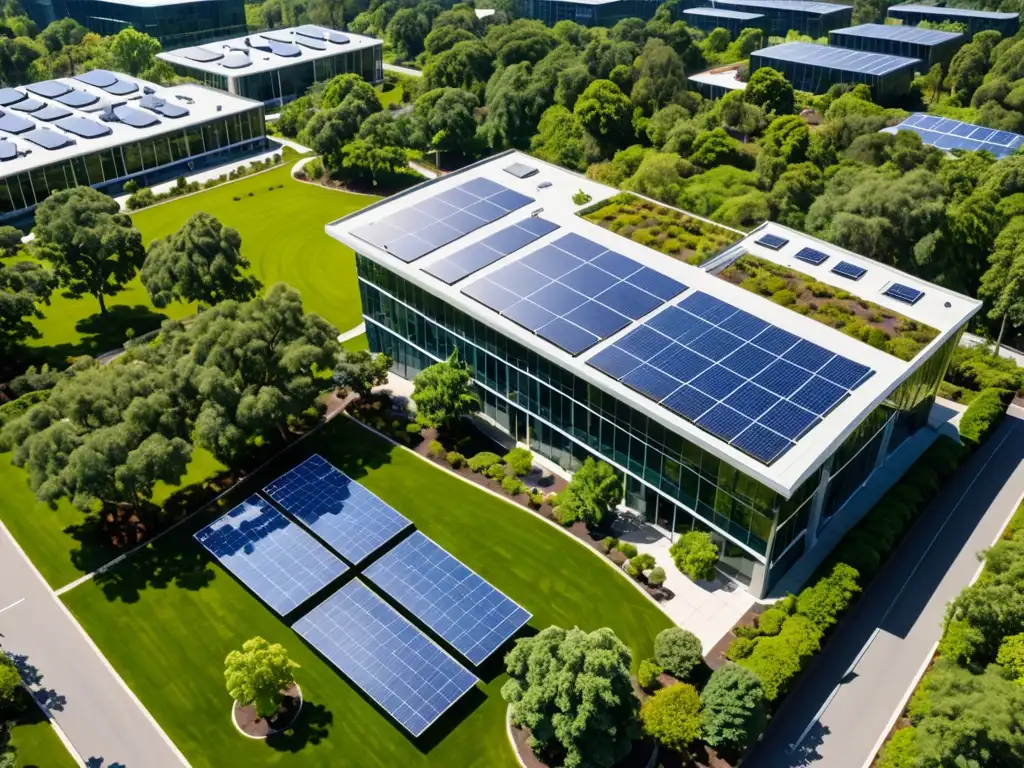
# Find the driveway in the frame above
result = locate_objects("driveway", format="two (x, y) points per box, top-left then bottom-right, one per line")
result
(747, 407), (1024, 767)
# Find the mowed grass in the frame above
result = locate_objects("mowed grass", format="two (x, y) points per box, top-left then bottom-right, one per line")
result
(62, 417), (672, 768)
(20, 156), (377, 368)
(6, 701), (78, 768)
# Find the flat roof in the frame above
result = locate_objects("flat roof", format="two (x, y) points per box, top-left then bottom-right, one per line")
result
(79, 0), (231, 5)
(157, 25), (381, 77)
(707, 0), (852, 14)
(831, 22), (964, 44)
(887, 3), (1018, 20)
(0, 72), (259, 180)
(882, 112), (1024, 157)
(752, 42), (920, 75)
(325, 152), (979, 497)
(683, 7), (765, 19)
(689, 67), (748, 91)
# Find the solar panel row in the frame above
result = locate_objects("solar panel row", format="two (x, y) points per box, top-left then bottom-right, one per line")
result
(890, 112), (1024, 158)
(752, 42), (920, 76)
(422, 216), (559, 285)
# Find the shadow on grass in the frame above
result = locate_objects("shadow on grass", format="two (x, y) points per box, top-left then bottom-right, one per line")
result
(89, 533), (215, 604)
(265, 701), (333, 753)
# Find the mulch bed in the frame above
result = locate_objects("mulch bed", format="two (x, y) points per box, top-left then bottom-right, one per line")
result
(705, 603), (767, 671)
(233, 683), (302, 738)
(511, 720), (659, 768)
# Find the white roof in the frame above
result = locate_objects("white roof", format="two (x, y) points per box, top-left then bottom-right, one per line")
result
(326, 152), (979, 497)
(82, 0), (228, 5)
(887, 3), (1018, 20)
(689, 67), (748, 91)
(157, 26), (381, 78)
(0, 73), (259, 181)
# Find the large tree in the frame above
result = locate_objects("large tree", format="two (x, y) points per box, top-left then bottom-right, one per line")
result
(745, 67), (795, 115)
(700, 664), (768, 754)
(333, 349), (392, 399)
(33, 186), (145, 315)
(224, 636), (299, 719)
(978, 217), (1024, 355)
(108, 28), (161, 76)
(141, 212), (258, 309)
(574, 79), (632, 149)
(555, 457), (622, 527)
(503, 626), (639, 768)
(416, 87), (479, 161)
(530, 105), (599, 172)
(0, 225), (54, 352)
(410, 349), (478, 431)
(483, 62), (547, 149)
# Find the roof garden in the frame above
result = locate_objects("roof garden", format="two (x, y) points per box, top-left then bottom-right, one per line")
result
(717, 254), (939, 360)
(580, 192), (739, 266)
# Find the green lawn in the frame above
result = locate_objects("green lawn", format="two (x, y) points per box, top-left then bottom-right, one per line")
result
(62, 417), (672, 768)
(377, 83), (404, 109)
(20, 158), (377, 368)
(5, 692), (78, 768)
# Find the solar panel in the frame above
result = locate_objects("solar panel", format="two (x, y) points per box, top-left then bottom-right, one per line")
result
(74, 70), (118, 87)
(883, 282), (924, 305)
(293, 580), (478, 736)
(267, 40), (302, 57)
(263, 454), (412, 564)
(179, 46), (223, 62)
(794, 247), (829, 266)
(25, 80), (71, 99)
(103, 79), (138, 96)
(504, 162), (538, 179)
(34, 105), (71, 122)
(113, 105), (160, 128)
(351, 179), (534, 263)
(831, 260), (866, 280)
(21, 128), (72, 149)
(831, 23), (962, 45)
(888, 113), (1024, 159)
(222, 51), (252, 68)
(0, 88), (24, 106)
(0, 114), (34, 134)
(9, 99), (43, 113)
(53, 89), (98, 108)
(0, 140), (17, 161)
(138, 94), (189, 118)
(756, 233), (789, 250)
(421, 217), (558, 285)
(365, 532), (532, 665)
(462, 233), (687, 355)
(295, 36), (326, 50)
(55, 116), (111, 138)
(752, 42), (920, 77)
(193, 495), (347, 615)
(586, 290), (875, 465)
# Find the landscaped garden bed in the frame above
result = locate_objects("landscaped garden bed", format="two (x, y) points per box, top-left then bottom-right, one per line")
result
(717, 254), (938, 360)
(580, 193), (738, 266)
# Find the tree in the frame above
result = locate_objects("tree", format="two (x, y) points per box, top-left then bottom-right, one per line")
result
(224, 636), (299, 719)
(484, 62), (547, 149)
(574, 79), (632, 148)
(718, 90), (766, 138)
(997, 633), (1024, 684)
(745, 67), (795, 115)
(670, 530), (719, 581)
(555, 64), (593, 109)
(333, 349), (392, 398)
(700, 663), (768, 753)
(108, 28), (161, 76)
(978, 217), (1024, 355)
(485, 18), (556, 67)
(502, 626), (639, 768)
(639, 683), (703, 752)
(0, 651), (19, 708)
(306, 0), (345, 29)
(141, 212), (257, 309)
(690, 128), (750, 169)
(654, 627), (704, 681)
(556, 457), (622, 527)
(624, 152), (689, 206)
(411, 349), (478, 431)
(1, 225), (54, 352)
(422, 40), (493, 96)
(630, 38), (686, 114)
(424, 24), (476, 57)
(416, 87), (479, 161)
(530, 105), (599, 172)
(337, 140), (415, 187)
(320, 72), (381, 114)
(387, 8), (430, 60)
(33, 187), (145, 314)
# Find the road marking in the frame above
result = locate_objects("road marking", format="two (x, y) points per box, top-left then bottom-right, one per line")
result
(0, 597), (25, 615)
(786, 419), (1020, 755)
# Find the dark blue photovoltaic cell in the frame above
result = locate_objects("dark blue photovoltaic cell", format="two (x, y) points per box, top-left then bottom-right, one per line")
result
(618, 325), (671, 359)
(588, 345), (642, 380)
(193, 496), (347, 615)
(365, 532), (532, 666)
(626, 267), (688, 300)
(462, 277), (520, 312)
(832, 260), (866, 280)
(758, 400), (819, 440)
(102, 79), (138, 95)
(621, 365), (682, 401)
(537, 318), (598, 355)
(263, 454), (412, 564)
(34, 106), (71, 121)
(595, 282), (663, 319)
(9, 99), (43, 112)
(690, 365), (745, 400)
(503, 300), (556, 331)
(678, 292), (737, 324)
(521, 246), (582, 278)
(0, 88), (24, 106)
(891, 112), (1024, 159)
(720, 309), (769, 339)
(651, 344), (713, 383)
(790, 377), (848, 415)
(663, 386), (716, 420)
(783, 340), (835, 372)
(794, 247), (829, 266)
(883, 282), (924, 305)
(54, 89), (97, 108)
(592, 250), (641, 278)
(565, 301), (631, 338)
(292, 581), (478, 737)
(0, 114), (33, 134)
(732, 424), (793, 464)
(724, 382), (779, 419)
(113, 105), (159, 127)
(25, 80), (70, 99)
(756, 233), (789, 250)
(559, 264), (619, 295)
(818, 356), (872, 389)
(751, 326), (800, 355)
(697, 405), (752, 441)
(720, 344), (775, 378)
(75, 70), (118, 87)
(422, 217), (558, 285)
(530, 281), (587, 315)
(552, 232), (608, 260)
(687, 327), (742, 362)
(55, 116), (110, 138)
(753, 360), (813, 397)
(22, 128), (72, 149)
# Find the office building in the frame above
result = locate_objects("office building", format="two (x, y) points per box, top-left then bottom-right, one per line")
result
(158, 25), (383, 107)
(0, 70), (265, 222)
(887, 4), (1020, 38)
(829, 23), (964, 69)
(883, 113), (1024, 157)
(750, 42), (920, 96)
(699, 0), (853, 37)
(682, 7), (767, 36)
(326, 152), (978, 597)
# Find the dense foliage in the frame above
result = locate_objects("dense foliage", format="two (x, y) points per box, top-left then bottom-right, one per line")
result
(700, 663), (768, 754)
(669, 530), (719, 581)
(223, 636), (299, 718)
(639, 683), (703, 752)
(654, 627), (705, 682)
(554, 457), (623, 527)
(410, 349), (479, 430)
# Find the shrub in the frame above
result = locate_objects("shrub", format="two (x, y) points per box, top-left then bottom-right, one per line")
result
(739, 615), (822, 701)
(601, 536), (618, 553)
(427, 440), (446, 459)
(654, 627), (705, 681)
(528, 490), (544, 508)
(487, 463), (507, 481)
(876, 726), (919, 768)
(996, 633), (1024, 682)
(467, 451), (502, 473)
(446, 450), (465, 468)
(647, 566), (667, 586)
(757, 606), (788, 636)
(727, 636), (757, 660)
(503, 447), (533, 476)
(123, 179), (139, 194)
(670, 531), (719, 581)
(572, 188), (593, 206)
(796, 563), (860, 633)
(959, 387), (1010, 446)
(501, 475), (526, 496)
(640, 683), (703, 751)
(557, 458), (623, 527)
(638, 658), (663, 691)
(625, 553), (656, 578)
(701, 664), (768, 753)
(544, 492), (560, 507)
(617, 541), (638, 559)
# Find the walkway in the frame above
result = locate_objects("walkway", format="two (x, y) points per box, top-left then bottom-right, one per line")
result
(383, 62), (422, 78)
(0, 524), (187, 768)
(747, 406), (1024, 768)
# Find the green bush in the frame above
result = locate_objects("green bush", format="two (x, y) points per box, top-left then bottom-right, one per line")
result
(738, 615), (822, 701)
(796, 563), (860, 633)
(655, 627), (705, 681)
(876, 727), (919, 768)
(727, 636), (757, 660)
(528, 489), (544, 508)
(647, 566), (667, 586)
(446, 451), (465, 468)
(601, 536), (618, 553)
(503, 447), (534, 476)
(501, 475), (526, 496)
(959, 387), (1011, 446)
(625, 553), (657, 578)
(757, 606), (788, 636)
(701, 664), (768, 754)
(467, 451), (502, 473)
(405, 422), (422, 435)
(638, 658), (663, 691)
(0, 389), (49, 429)
(427, 440), (446, 459)
(640, 683), (703, 752)
(486, 463), (507, 481)
(617, 541), (638, 559)
(670, 531), (719, 581)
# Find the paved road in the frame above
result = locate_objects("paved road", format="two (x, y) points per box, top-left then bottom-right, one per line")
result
(748, 407), (1024, 768)
(0, 524), (187, 768)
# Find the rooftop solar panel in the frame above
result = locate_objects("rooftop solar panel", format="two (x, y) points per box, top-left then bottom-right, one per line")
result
(21, 128), (72, 149)
(113, 104), (160, 128)
(794, 247), (828, 266)
(0, 114), (34, 134)
(55, 116), (111, 138)
(0, 140), (17, 161)
(222, 51), (252, 68)
(756, 233), (789, 250)
(74, 70), (118, 87)
(365, 532), (532, 665)
(9, 99), (43, 113)
(887, 4), (1018, 20)
(263, 454), (412, 564)
(421, 216), (558, 285)
(34, 105), (71, 122)
(292, 580), (478, 736)
(710, 0), (852, 12)
(752, 42), (920, 76)
(831, 260), (866, 280)
(53, 89), (98, 108)
(831, 23), (962, 45)
(295, 36), (327, 50)
(887, 112), (1024, 158)
(138, 94), (189, 118)
(883, 282), (923, 305)
(25, 80), (71, 99)
(102, 79), (138, 96)
(295, 24), (350, 44)
(0, 88), (24, 106)
(179, 46), (223, 62)
(267, 40), (303, 57)
(193, 495), (347, 615)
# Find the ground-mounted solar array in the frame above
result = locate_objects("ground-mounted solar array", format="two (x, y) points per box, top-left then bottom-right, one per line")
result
(587, 291), (875, 464)
(351, 178), (534, 264)
(887, 113), (1024, 158)
(365, 532), (532, 666)
(263, 454), (412, 564)
(193, 495), (348, 615)
(292, 580), (479, 736)
(461, 232), (688, 356)
(421, 216), (559, 285)
(752, 42), (920, 75)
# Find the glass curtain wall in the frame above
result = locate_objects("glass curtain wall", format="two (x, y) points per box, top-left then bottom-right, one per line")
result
(515, 0), (664, 26)
(749, 53), (916, 96)
(66, 0), (246, 46)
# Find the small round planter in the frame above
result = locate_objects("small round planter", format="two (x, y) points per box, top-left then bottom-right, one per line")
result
(231, 683), (303, 739)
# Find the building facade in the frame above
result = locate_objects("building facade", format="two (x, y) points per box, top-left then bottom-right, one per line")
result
(512, 0), (664, 26)
(829, 24), (964, 69)
(329, 153), (978, 597)
(887, 4), (1020, 38)
(696, 0), (854, 37)
(750, 42), (920, 96)
(682, 7), (767, 37)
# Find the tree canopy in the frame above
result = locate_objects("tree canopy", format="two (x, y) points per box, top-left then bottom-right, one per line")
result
(411, 349), (478, 430)
(224, 636), (299, 719)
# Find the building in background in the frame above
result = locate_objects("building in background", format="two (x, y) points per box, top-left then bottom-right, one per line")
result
(682, 7), (767, 36)
(326, 151), (978, 597)
(887, 3), (1020, 38)
(694, 0), (853, 37)
(0, 70), (264, 223)
(511, 0), (664, 26)
(750, 42), (920, 96)
(829, 23), (964, 69)
(883, 113), (1024, 157)
(158, 25), (383, 107)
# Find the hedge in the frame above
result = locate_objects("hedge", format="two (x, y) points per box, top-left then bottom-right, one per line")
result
(0, 389), (49, 428)
(958, 387), (1012, 446)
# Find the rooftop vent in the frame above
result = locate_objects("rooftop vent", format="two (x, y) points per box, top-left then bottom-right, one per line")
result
(505, 162), (538, 179)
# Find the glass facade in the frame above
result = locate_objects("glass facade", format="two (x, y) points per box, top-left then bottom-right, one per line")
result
(0, 106), (265, 221)
(357, 255), (958, 595)
(64, 0), (247, 47)
(886, 7), (1019, 39)
(704, 1), (853, 37)
(514, 0), (664, 26)
(749, 50), (917, 97)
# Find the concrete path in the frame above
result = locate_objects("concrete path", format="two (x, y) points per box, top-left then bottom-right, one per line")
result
(409, 161), (439, 179)
(747, 406), (1024, 768)
(383, 62), (422, 78)
(0, 524), (187, 768)
(337, 322), (366, 343)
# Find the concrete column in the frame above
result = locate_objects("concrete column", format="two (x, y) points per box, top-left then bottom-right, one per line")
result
(805, 456), (834, 550)
(749, 561), (768, 599)
(874, 415), (897, 470)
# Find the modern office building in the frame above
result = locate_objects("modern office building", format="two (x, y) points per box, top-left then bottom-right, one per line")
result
(682, 7), (767, 36)
(750, 42), (920, 96)
(158, 26), (383, 107)
(326, 151), (978, 597)
(0, 70), (265, 223)
(700, 0), (853, 37)
(882, 113), (1024, 157)
(511, 0), (663, 26)
(829, 23), (964, 69)
(887, 4), (1020, 38)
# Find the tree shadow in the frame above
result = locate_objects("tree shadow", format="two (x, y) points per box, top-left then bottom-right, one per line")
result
(84, 758), (126, 768)
(9, 654), (66, 712)
(89, 530), (215, 603)
(265, 701), (333, 753)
